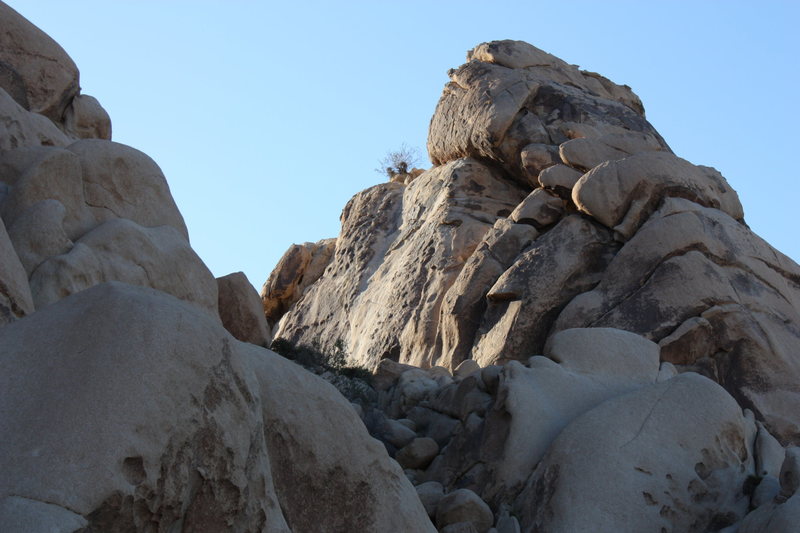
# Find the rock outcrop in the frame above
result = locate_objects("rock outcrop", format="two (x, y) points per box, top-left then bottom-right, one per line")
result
(263, 38), (800, 532)
(3, 4), (800, 531)
(0, 4), (434, 531)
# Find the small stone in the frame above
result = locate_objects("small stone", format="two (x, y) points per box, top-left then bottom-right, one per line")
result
(436, 489), (494, 533)
(537, 164), (583, 191)
(509, 189), (563, 227)
(454, 359), (481, 379)
(381, 418), (417, 449)
(396, 437), (439, 470)
(416, 481), (445, 518)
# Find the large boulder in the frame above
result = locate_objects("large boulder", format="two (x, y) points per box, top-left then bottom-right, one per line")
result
(0, 282), (435, 532)
(217, 271), (272, 347)
(261, 238), (336, 327)
(516, 373), (755, 532)
(0, 2), (79, 122)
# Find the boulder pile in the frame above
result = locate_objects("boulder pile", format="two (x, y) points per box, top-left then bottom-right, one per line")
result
(266, 39), (800, 532)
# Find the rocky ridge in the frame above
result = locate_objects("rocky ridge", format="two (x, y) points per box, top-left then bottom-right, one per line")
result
(1, 3), (799, 531)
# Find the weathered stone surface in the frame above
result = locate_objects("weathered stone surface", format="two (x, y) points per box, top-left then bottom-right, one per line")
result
(482, 335), (659, 499)
(0, 215), (34, 324)
(573, 151), (743, 239)
(217, 271), (271, 347)
(0, 496), (87, 533)
(738, 492), (800, 533)
(755, 422), (786, 479)
(537, 163), (583, 191)
(6, 199), (72, 276)
(516, 373), (754, 532)
(247, 338), (436, 533)
(261, 238), (335, 327)
(428, 40), (663, 182)
(0, 283), (290, 531)
(276, 159), (526, 369)
(544, 327), (660, 383)
(437, 218), (538, 369)
(66, 139), (189, 239)
(62, 94), (112, 140)
(380, 418), (417, 449)
(29, 218), (218, 314)
(416, 481), (445, 518)
(0, 88), (70, 150)
(397, 437), (439, 470)
(0, 282), (434, 532)
(436, 488), (493, 533)
(0, 146), (92, 239)
(0, 2), (79, 122)
(554, 198), (800, 443)
(780, 447), (800, 496)
(471, 215), (618, 365)
(558, 131), (663, 171)
(509, 188), (563, 227)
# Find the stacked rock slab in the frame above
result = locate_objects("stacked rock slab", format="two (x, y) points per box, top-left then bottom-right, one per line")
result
(0, 3), (434, 531)
(267, 40), (800, 447)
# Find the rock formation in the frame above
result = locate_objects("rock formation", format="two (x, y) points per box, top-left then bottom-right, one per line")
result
(0, 4), (432, 531)
(2, 2), (799, 530)
(265, 39), (800, 532)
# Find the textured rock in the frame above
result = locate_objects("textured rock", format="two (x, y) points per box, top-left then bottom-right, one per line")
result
(0, 88), (70, 149)
(428, 40), (661, 183)
(416, 481), (445, 518)
(0, 2), (79, 122)
(0, 496), (87, 533)
(0, 282), (434, 532)
(29, 218), (218, 314)
(471, 215), (618, 365)
(0, 216), (34, 324)
(276, 159), (526, 369)
(0, 283), (290, 531)
(558, 131), (663, 171)
(436, 488), (493, 533)
(483, 331), (660, 499)
(217, 271), (271, 346)
(544, 327), (660, 382)
(738, 493), (800, 533)
(396, 437), (439, 470)
(516, 373), (754, 532)
(537, 163), (583, 191)
(573, 151), (743, 239)
(554, 198), (800, 443)
(437, 218), (538, 369)
(508, 188), (563, 227)
(66, 139), (189, 239)
(62, 94), (111, 140)
(261, 238), (336, 326)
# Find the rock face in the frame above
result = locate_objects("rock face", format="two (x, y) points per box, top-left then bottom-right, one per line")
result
(0, 4), (435, 531)
(262, 38), (800, 532)
(267, 39), (800, 446)
(3, 8), (800, 532)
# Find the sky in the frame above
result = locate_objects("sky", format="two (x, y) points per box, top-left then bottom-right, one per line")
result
(7, 1), (799, 290)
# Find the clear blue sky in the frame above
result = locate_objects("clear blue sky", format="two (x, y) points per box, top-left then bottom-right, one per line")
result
(8, 1), (799, 289)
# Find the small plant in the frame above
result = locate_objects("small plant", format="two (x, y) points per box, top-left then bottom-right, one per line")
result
(270, 337), (375, 404)
(376, 144), (421, 178)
